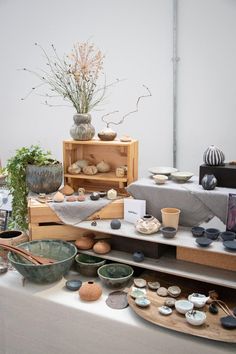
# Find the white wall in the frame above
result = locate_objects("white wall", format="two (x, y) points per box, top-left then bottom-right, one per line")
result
(0, 0), (236, 177)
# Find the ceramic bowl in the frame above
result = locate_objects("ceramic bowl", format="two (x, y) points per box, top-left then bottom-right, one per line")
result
(175, 300), (194, 314)
(185, 310), (206, 326)
(188, 293), (209, 308)
(148, 166), (178, 176)
(160, 226), (177, 239)
(135, 297), (150, 308)
(195, 236), (213, 247)
(98, 263), (134, 288)
(153, 174), (168, 185)
(223, 240), (236, 251)
(191, 226), (205, 237)
(171, 171), (194, 183)
(220, 231), (236, 241)
(8, 240), (77, 284)
(75, 254), (106, 277)
(205, 228), (220, 240)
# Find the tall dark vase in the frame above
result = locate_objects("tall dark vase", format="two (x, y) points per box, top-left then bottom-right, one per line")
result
(70, 113), (95, 141)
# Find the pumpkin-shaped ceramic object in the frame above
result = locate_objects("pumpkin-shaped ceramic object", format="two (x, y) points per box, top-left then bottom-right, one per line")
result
(93, 240), (111, 254)
(201, 174), (217, 190)
(83, 165), (98, 175)
(203, 145), (225, 166)
(67, 163), (81, 175)
(96, 160), (111, 173)
(79, 281), (102, 301)
(75, 235), (95, 250)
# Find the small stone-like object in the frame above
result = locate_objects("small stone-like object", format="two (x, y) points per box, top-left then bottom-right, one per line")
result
(148, 281), (160, 290)
(77, 194), (86, 202)
(91, 221), (97, 226)
(90, 192), (100, 201)
(209, 303), (218, 314)
(93, 240), (111, 254)
(167, 285), (181, 298)
(99, 191), (107, 198)
(66, 196), (78, 202)
(83, 165), (98, 175)
(79, 281), (102, 301)
(66, 279), (82, 291)
(96, 160), (111, 173)
(133, 278), (147, 288)
(59, 184), (74, 195)
(107, 188), (117, 200)
(68, 163), (81, 175)
(132, 251), (145, 263)
(165, 297), (176, 308)
(158, 306), (172, 316)
(53, 191), (64, 202)
(157, 287), (168, 297)
(110, 219), (121, 229)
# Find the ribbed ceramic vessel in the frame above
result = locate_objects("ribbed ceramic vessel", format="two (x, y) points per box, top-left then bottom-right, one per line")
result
(203, 145), (225, 166)
(201, 174), (217, 190)
(26, 162), (63, 194)
(70, 113), (95, 141)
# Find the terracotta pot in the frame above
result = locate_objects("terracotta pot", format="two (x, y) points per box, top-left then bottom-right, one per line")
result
(79, 281), (102, 301)
(75, 235), (95, 250)
(0, 230), (29, 259)
(93, 240), (111, 254)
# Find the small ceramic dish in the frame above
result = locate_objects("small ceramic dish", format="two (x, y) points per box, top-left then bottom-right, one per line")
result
(130, 288), (146, 299)
(135, 297), (150, 308)
(160, 226), (177, 239)
(191, 226), (205, 237)
(220, 315), (236, 329)
(133, 278), (147, 288)
(153, 174), (168, 185)
(148, 167), (178, 176)
(65, 279), (82, 291)
(195, 236), (213, 248)
(167, 285), (181, 298)
(175, 300), (194, 314)
(158, 306), (172, 315)
(220, 231), (236, 241)
(147, 281), (160, 290)
(185, 310), (206, 326)
(171, 171), (194, 183)
(205, 228), (220, 240)
(188, 293), (209, 308)
(223, 240), (236, 251)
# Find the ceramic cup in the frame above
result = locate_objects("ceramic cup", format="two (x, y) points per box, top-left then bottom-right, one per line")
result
(161, 208), (181, 229)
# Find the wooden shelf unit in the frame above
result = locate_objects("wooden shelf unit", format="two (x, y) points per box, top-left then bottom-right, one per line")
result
(63, 139), (138, 193)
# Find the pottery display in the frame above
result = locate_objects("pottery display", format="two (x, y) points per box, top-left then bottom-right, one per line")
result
(90, 192), (100, 201)
(96, 160), (111, 173)
(75, 235), (95, 250)
(220, 231), (235, 241)
(158, 306), (172, 315)
(135, 297), (150, 308)
(175, 300), (194, 314)
(132, 251), (145, 263)
(188, 293), (209, 308)
(98, 127), (117, 141)
(201, 174), (217, 190)
(185, 310), (206, 326)
(161, 208), (181, 229)
(110, 219), (121, 230)
(136, 214), (161, 235)
(107, 189), (117, 200)
(153, 174), (168, 185)
(59, 184), (74, 195)
(133, 278), (147, 288)
(205, 228), (220, 240)
(191, 226), (205, 237)
(70, 113), (95, 141)
(195, 236), (213, 247)
(78, 281), (102, 301)
(93, 240), (111, 254)
(53, 191), (65, 202)
(75, 254), (106, 277)
(203, 145), (225, 166)
(160, 226), (177, 239)
(83, 165), (98, 175)
(65, 279), (82, 291)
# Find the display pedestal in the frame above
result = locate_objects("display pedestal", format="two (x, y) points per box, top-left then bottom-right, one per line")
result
(199, 163), (236, 188)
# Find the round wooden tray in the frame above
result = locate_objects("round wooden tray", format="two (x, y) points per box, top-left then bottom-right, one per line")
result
(128, 288), (236, 343)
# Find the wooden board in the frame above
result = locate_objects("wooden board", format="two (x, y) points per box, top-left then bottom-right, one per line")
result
(177, 246), (236, 271)
(128, 281), (236, 343)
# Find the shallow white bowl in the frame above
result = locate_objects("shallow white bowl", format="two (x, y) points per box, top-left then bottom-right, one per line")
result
(175, 300), (194, 314)
(185, 310), (206, 326)
(148, 167), (178, 176)
(171, 171), (194, 182)
(153, 174), (168, 184)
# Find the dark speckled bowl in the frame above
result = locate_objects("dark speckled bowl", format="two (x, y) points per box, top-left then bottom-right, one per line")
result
(8, 240), (77, 284)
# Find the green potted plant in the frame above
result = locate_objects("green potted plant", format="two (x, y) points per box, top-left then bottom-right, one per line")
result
(6, 145), (62, 231)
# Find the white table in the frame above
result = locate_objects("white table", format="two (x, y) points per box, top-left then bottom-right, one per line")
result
(0, 270), (235, 354)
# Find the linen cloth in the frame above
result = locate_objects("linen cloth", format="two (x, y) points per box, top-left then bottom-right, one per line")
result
(126, 177), (234, 226)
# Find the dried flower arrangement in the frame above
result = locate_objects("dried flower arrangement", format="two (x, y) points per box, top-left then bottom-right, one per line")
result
(22, 41), (119, 114)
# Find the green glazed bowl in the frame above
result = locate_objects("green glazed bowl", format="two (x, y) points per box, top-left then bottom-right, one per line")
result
(75, 253), (106, 277)
(98, 263), (134, 288)
(8, 239), (77, 284)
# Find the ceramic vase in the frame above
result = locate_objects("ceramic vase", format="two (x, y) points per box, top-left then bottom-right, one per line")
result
(203, 145), (225, 166)
(70, 113), (95, 141)
(75, 235), (95, 250)
(79, 281), (102, 301)
(201, 174), (217, 190)
(93, 240), (111, 254)
(132, 251), (145, 262)
(136, 214), (161, 234)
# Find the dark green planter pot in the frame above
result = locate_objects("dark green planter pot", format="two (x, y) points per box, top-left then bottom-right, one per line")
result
(26, 162), (63, 194)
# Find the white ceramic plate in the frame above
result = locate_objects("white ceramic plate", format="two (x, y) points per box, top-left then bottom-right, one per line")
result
(148, 167), (178, 176)
(171, 171), (194, 182)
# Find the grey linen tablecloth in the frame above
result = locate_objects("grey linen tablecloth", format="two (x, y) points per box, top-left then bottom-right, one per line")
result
(126, 177), (234, 226)
(48, 196), (112, 226)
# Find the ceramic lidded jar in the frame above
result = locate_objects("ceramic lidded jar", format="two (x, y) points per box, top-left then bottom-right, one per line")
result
(203, 145), (225, 166)
(79, 281), (102, 301)
(136, 214), (161, 235)
(201, 174), (217, 190)
(70, 113), (95, 141)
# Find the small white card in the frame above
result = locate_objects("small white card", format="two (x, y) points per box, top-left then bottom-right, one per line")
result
(124, 198), (146, 224)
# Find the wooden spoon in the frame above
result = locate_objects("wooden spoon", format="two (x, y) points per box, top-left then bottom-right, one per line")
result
(0, 243), (56, 265)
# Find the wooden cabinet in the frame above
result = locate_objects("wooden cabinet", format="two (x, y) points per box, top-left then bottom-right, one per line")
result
(63, 139), (138, 194)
